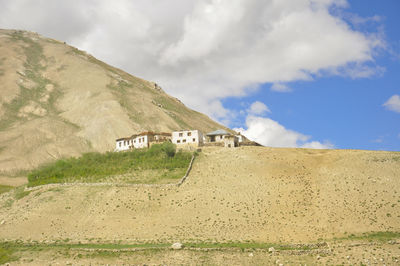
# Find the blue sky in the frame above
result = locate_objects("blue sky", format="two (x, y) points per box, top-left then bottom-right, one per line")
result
(0, 0), (399, 151)
(224, 0), (400, 151)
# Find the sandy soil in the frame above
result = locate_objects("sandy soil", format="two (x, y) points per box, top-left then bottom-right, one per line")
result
(1, 146), (399, 245)
(0, 176), (27, 186)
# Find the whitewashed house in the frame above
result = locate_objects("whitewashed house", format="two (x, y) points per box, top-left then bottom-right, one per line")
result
(172, 130), (204, 147)
(115, 137), (132, 151)
(115, 132), (171, 151)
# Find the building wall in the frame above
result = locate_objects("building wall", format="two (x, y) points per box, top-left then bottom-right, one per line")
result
(131, 135), (149, 149)
(115, 139), (131, 151)
(224, 136), (238, 148)
(172, 130), (203, 146)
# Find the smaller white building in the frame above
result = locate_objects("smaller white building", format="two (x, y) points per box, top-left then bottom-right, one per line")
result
(172, 130), (203, 147)
(115, 137), (132, 151)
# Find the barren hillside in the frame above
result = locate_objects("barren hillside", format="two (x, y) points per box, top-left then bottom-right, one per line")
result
(1, 146), (399, 244)
(0, 29), (225, 175)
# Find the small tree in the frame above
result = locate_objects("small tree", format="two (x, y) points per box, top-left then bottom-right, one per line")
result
(161, 142), (176, 157)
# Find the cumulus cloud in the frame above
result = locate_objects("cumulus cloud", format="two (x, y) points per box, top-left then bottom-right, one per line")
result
(383, 95), (400, 113)
(271, 83), (292, 92)
(247, 101), (270, 115)
(235, 116), (334, 149)
(0, 0), (384, 121)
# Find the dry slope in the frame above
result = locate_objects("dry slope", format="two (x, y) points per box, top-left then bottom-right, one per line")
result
(0, 29), (226, 175)
(0, 146), (399, 244)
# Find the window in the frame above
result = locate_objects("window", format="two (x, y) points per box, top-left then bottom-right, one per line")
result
(187, 132), (191, 136)
(179, 133), (183, 137)
(193, 138), (196, 142)
(183, 139), (186, 143)
(177, 140), (181, 143)
(119, 142), (122, 147)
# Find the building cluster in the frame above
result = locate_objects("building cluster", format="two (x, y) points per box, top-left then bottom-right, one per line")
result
(115, 129), (246, 152)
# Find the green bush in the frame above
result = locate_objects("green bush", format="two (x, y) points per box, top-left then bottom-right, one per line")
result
(161, 142), (176, 157)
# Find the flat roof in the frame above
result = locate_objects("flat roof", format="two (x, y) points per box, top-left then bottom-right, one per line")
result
(206, 129), (231, 136)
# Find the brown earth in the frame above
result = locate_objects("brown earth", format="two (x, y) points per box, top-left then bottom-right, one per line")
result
(0, 29), (226, 177)
(0, 146), (399, 245)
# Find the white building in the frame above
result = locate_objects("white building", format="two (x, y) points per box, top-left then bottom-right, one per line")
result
(115, 137), (132, 151)
(172, 130), (204, 147)
(115, 132), (171, 151)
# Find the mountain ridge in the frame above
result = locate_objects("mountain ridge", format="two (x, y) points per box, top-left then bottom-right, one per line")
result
(0, 29), (228, 174)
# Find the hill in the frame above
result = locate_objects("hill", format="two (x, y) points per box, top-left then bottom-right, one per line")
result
(0, 147), (399, 263)
(0, 29), (226, 179)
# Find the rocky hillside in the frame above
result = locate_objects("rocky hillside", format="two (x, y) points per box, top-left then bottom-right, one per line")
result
(0, 29), (226, 174)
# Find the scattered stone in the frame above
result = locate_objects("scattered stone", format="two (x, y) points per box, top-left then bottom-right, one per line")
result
(316, 255), (321, 260)
(45, 84), (54, 92)
(18, 101), (47, 117)
(39, 94), (50, 103)
(248, 252), (253, 257)
(269, 247), (276, 253)
(275, 259), (280, 264)
(346, 255), (350, 259)
(0, 220), (5, 225)
(171, 242), (183, 250)
(17, 70), (26, 76)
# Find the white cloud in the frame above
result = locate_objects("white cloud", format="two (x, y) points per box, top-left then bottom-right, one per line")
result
(372, 137), (384, 143)
(383, 95), (400, 113)
(247, 101), (270, 115)
(234, 116), (334, 149)
(271, 83), (292, 92)
(0, 0), (384, 121)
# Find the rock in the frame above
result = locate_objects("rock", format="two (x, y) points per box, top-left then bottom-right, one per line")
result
(316, 255), (321, 260)
(0, 220), (4, 225)
(17, 70), (26, 76)
(275, 259), (280, 264)
(269, 247), (276, 253)
(171, 242), (183, 250)
(248, 252), (253, 257)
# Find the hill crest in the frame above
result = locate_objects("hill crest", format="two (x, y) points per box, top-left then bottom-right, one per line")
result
(0, 29), (227, 174)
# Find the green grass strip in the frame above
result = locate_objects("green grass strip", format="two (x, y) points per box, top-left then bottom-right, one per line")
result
(27, 142), (192, 187)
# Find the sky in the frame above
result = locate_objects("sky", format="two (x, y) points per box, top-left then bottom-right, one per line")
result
(0, 0), (399, 151)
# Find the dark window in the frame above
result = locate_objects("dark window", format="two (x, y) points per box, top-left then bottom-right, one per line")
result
(179, 133), (183, 137)
(177, 140), (181, 143)
(183, 139), (186, 143)
(188, 132), (192, 136)
(193, 138), (196, 142)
